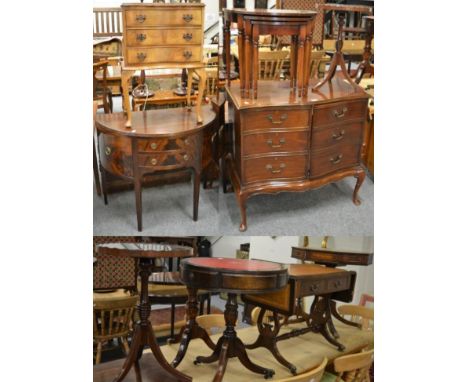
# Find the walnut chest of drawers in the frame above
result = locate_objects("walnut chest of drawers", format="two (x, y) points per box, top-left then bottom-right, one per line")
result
(120, 3), (207, 127)
(223, 78), (370, 231)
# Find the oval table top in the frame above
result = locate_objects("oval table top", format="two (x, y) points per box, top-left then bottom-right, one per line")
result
(180, 257), (288, 294)
(94, 104), (217, 139)
(96, 242), (194, 259)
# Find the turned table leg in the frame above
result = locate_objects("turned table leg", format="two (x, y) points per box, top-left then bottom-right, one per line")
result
(170, 287), (215, 368)
(121, 69), (133, 128)
(195, 294), (275, 380)
(194, 68), (206, 124)
(113, 259), (191, 382)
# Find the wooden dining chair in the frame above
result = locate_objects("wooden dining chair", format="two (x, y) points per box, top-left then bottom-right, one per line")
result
(258, 50), (289, 80)
(93, 294), (138, 364)
(93, 60), (113, 113)
(337, 305), (374, 331)
(275, 357), (327, 382)
(322, 349), (374, 382)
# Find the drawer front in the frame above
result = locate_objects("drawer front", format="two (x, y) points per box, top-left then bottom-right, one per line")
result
(243, 130), (309, 157)
(137, 151), (194, 170)
(310, 143), (361, 178)
(137, 137), (196, 153)
(98, 133), (133, 178)
(126, 28), (203, 47)
(313, 100), (367, 127)
(242, 109), (310, 133)
(311, 122), (364, 149)
(125, 46), (202, 65)
(125, 9), (203, 27)
(326, 276), (350, 293)
(300, 279), (327, 296)
(243, 154), (307, 184)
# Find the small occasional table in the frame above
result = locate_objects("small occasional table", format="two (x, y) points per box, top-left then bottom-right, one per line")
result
(95, 106), (216, 231)
(96, 242), (195, 382)
(176, 257), (288, 381)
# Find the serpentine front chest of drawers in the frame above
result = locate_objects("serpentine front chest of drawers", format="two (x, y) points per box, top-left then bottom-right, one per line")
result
(120, 3), (206, 127)
(223, 78), (370, 231)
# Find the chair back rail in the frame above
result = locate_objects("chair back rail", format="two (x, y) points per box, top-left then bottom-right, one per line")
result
(333, 349), (374, 382)
(258, 50), (289, 80)
(93, 7), (123, 38)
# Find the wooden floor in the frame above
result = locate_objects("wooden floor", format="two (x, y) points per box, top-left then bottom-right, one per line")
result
(94, 321), (373, 382)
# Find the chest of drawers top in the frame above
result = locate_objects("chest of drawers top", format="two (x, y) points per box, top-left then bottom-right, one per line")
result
(121, 3), (205, 69)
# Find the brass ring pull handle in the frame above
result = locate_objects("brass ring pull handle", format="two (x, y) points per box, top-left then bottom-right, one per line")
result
(151, 158), (158, 165)
(183, 33), (193, 41)
(333, 107), (348, 118)
(137, 53), (147, 61)
(150, 142), (157, 150)
(183, 50), (193, 60)
(332, 130), (345, 140)
(183, 154), (189, 161)
(267, 138), (286, 148)
(330, 154), (343, 165)
(267, 114), (288, 125)
(266, 163), (286, 174)
(135, 14), (146, 23)
(136, 33), (147, 42)
(105, 147), (112, 156)
(309, 284), (319, 292)
(183, 14), (193, 22)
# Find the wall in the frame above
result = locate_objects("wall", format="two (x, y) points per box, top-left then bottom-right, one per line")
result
(208, 236), (251, 259)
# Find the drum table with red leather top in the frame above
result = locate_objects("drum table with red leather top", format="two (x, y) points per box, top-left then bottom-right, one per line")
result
(175, 257), (288, 382)
(95, 242), (195, 382)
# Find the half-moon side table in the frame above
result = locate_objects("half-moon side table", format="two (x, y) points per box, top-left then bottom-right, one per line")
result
(95, 105), (217, 231)
(177, 257), (288, 382)
(96, 242), (195, 382)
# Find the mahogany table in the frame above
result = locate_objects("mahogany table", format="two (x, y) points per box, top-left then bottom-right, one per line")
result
(96, 242), (195, 382)
(174, 257), (288, 381)
(95, 106), (216, 231)
(223, 8), (317, 98)
(242, 263), (355, 375)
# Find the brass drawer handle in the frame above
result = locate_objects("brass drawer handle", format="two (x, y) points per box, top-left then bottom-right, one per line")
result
(266, 163), (286, 174)
(184, 139), (190, 145)
(151, 158), (158, 165)
(183, 50), (193, 60)
(150, 142), (157, 150)
(183, 154), (189, 161)
(267, 114), (288, 125)
(136, 33), (146, 42)
(137, 52), (147, 61)
(333, 107), (348, 118)
(183, 32), (193, 41)
(267, 138), (286, 148)
(183, 14), (193, 23)
(332, 130), (345, 141)
(309, 284), (319, 292)
(135, 14), (146, 23)
(334, 280), (342, 288)
(105, 146), (112, 156)
(330, 154), (343, 165)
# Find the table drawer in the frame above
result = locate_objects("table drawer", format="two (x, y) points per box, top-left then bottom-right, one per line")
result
(126, 28), (203, 47)
(137, 137), (196, 153)
(243, 154), (307, 184)
(125, 46), (202, 65)
(311, 122), (364, 149)
(243, 130), (308, 156)
(326, 276), (350, 293)
(300, 279), (327, 295)
(313, 100), (367, 127)
(242, 109), (310, 133)
(310, 143), (361, 178)
(124, 9), (203, 27)
(137, 151), (194, 170)
(98, 133), (133, 178)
